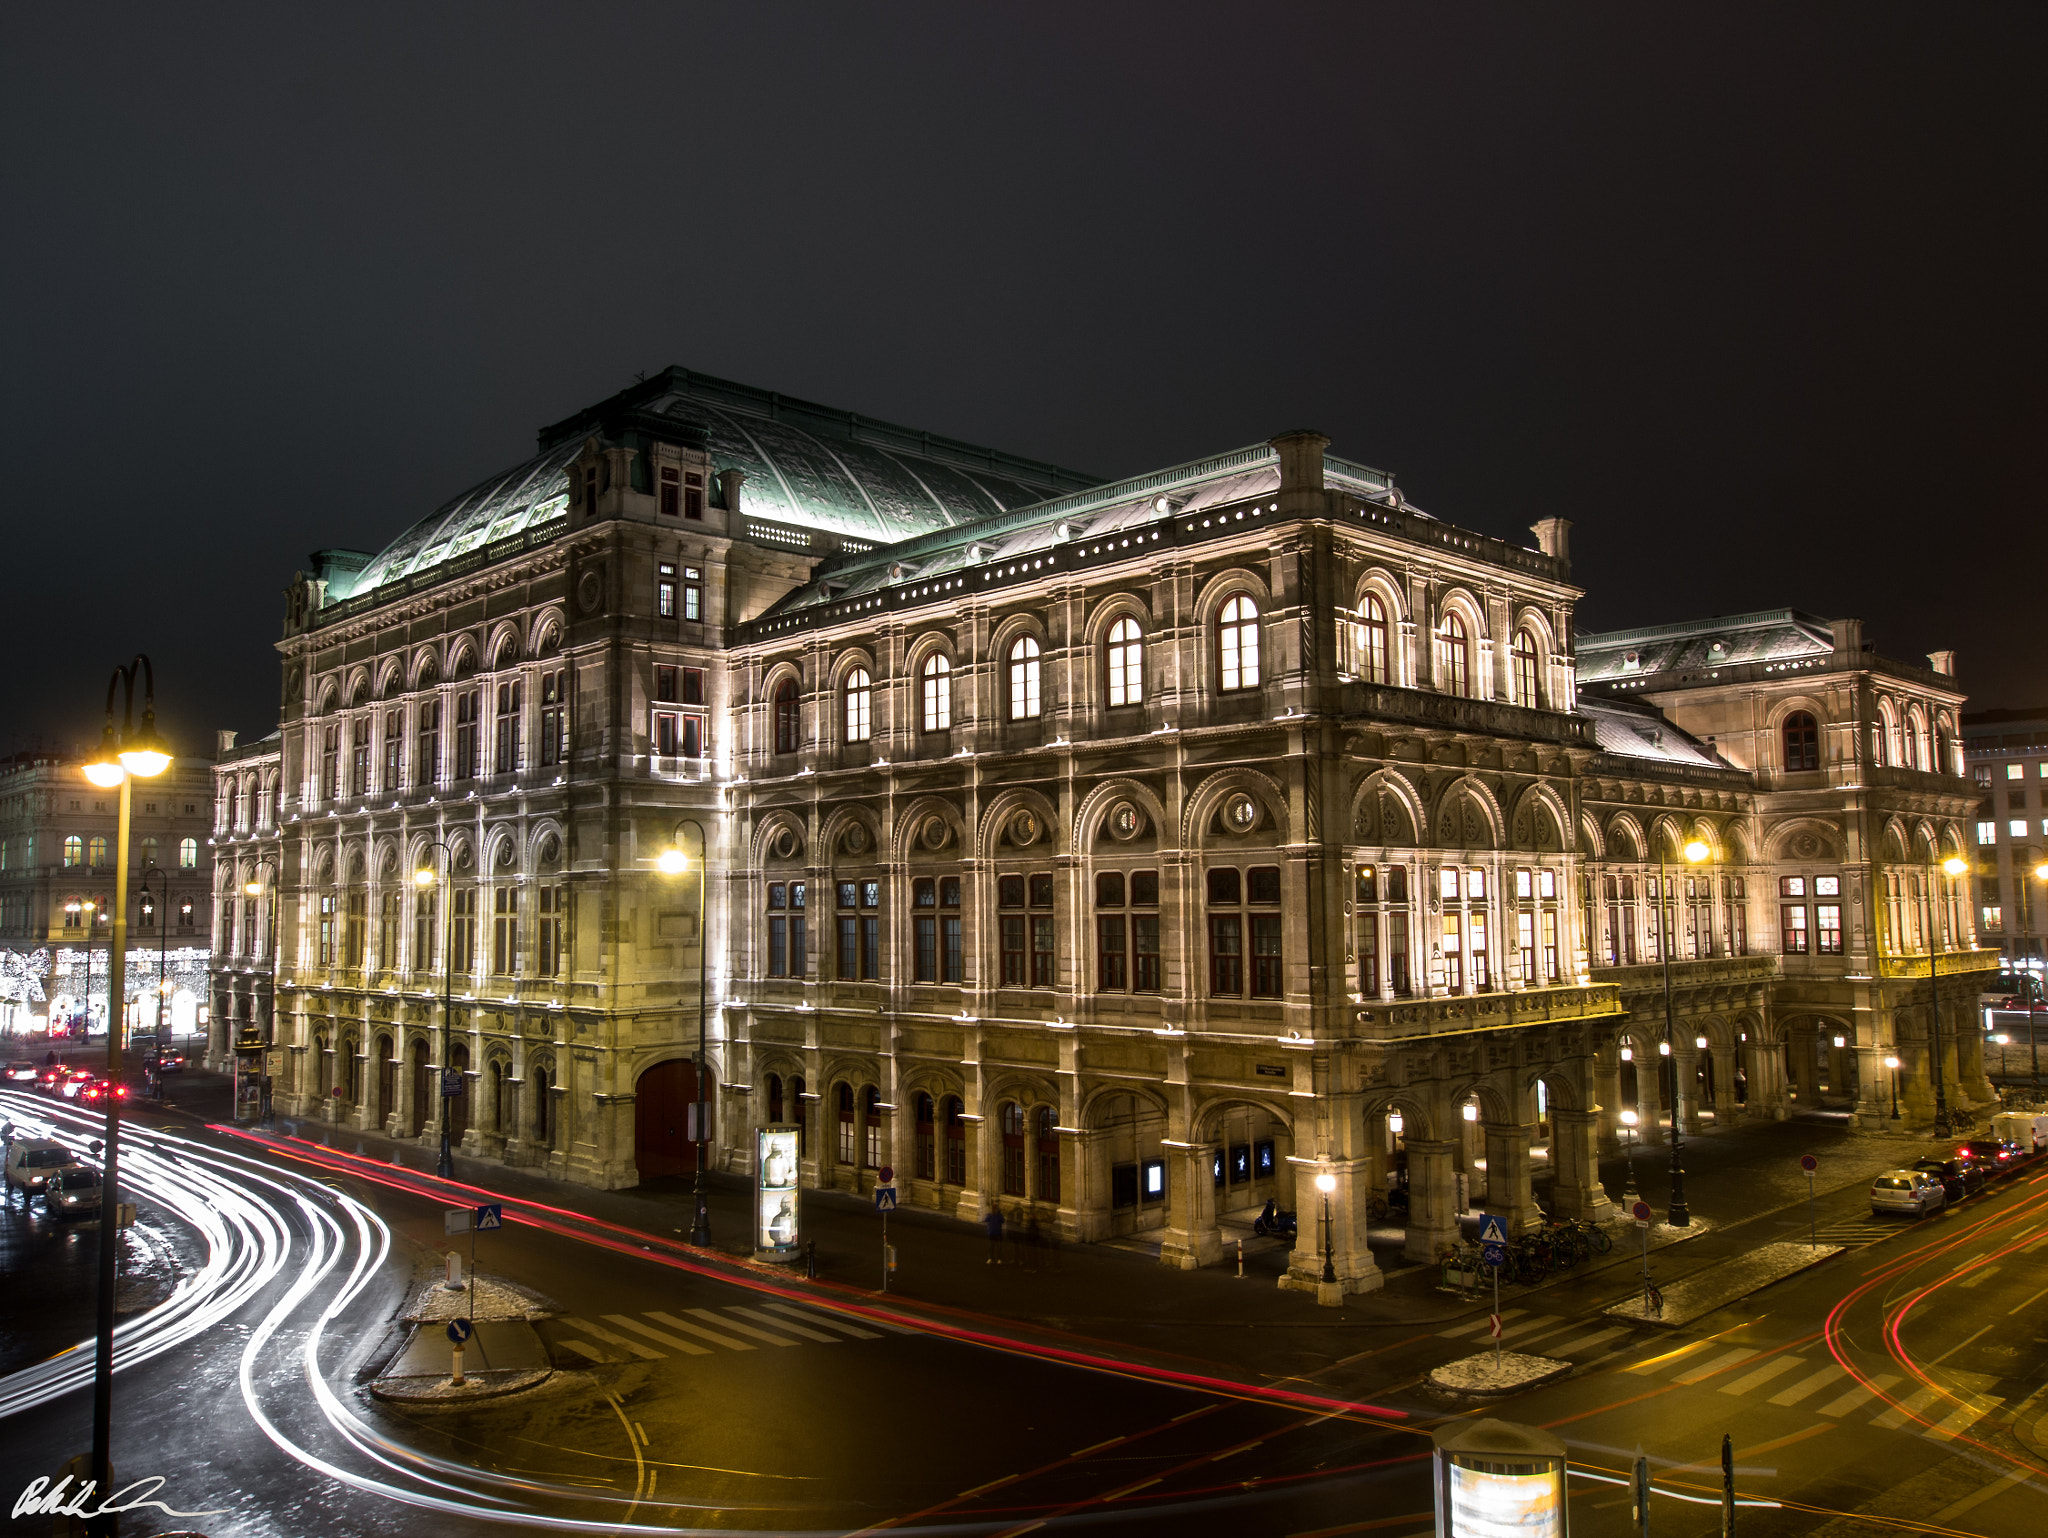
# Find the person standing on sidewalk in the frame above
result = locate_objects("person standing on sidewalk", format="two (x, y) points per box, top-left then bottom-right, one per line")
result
(984, 1204), (1006, 1264)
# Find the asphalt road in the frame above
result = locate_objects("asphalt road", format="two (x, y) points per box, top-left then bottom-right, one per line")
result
(3, 1078), (2045, 1538)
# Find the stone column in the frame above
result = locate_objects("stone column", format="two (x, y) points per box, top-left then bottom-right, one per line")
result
(1161, 1143), (1221, 1270)
(1548, 1109), (1615, 1222)
(1403, 1139), (1461, 1264)
(1281, 1161), (1384, 1298)
(1956, 1019), (1996, 1108)
(1461, 1111), (1486, 1201)
(1593, 1046), (1623, 1156)
(1634, 1054), (1665, 1147)
(1675, 1048), (1704, 1135)
(1712, 1046), (1739, 1124)
(1483, 1122), (1539, 1234)
(1855, 1045), (1888, 1128)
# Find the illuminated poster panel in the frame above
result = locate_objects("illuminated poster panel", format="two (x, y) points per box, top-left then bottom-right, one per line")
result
(1447, 1466), (1564, 1538)
(756, 1124), (801, 1256)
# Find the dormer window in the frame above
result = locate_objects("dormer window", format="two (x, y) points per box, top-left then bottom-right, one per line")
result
(659, 465), (680, 517)
(684, 472), (704, 520)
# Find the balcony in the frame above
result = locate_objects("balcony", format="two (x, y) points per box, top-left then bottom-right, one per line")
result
(1878, 948), (2001, 982)
(1357, 979), (1625, 1041)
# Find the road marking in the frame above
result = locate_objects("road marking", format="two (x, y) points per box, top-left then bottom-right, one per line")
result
(1722, 1357), (1803, 1395)
(1438, 1308), (1529, 1339)
(646, 1311), (754, 1351)
(1071, 1436), (1123, 1457)
(689, 1307), (797, 1346)
(1957, 1264), (2002, 1289)
(1924, 1394), (2003, 1442)
(1211, 1440), (1264, 1461)
(1816, 1372), (1901, 1417)
(1547, 1327), (1627, 1356)
(1673, 1347), (1758, 1385)
(1104, 1477), (1161, 1499)
(1768, 1364), (1846, 1405)
(1929, 1323), (1992, 1365)
(560, 1339), (607, 1362)
(762, 1302), (885, 1338)
(1870, 1383), (1944, 1429)
(566, 1316), (665, 1359)
(2007, 1281), (2048, 1315)
(1628, 1340), (1711, 1375)
(634, 1421), (649, 1446)
(1930, 1466), (2032, 1522)
(1504, 1319), (1578, 1348)
(730, 1306), (841, 1343)
(958, 1475), (1019, 1498)
(603, 1314), (712, 1355)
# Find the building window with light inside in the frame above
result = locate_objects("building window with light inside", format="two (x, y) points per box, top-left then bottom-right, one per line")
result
(658, 563), (677, 618)
(1439, 866), (1491, 989)
(766, 881), (806, 978)
(63, 835), (82, 867)
(1979, 820), (1999, 844)
(1218, 595), (1260, 691)
(921, 655), (951, 732)
(844, 668), (872, 743)
(539, 670), (568, 766)
(1008, 635), (1041, 720)
(1780, 875), (1808, 953)
(1106, 617), (1143, 706)
(179, 837), (198, 868)
(1436, 613), (1470, 698)
(1355, 594), (1390, 683)
(1512, 628), (1541, 707)
(492, 888), (519, 974)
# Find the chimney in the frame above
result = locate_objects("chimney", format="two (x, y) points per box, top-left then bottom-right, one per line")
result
(1529, 518), (1572, 566)
(1830, 618), (1864, 655)
(717, 467), (747, 515)
(1268, 430), (1329, 514)
(1927, 649), (1956, 676)
(215, 729), (238, 759)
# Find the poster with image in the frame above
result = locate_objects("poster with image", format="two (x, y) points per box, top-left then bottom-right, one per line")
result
(755, 1125), (801, 1252)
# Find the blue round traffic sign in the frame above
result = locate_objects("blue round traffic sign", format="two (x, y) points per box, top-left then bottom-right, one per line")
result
(446, 1317), (472, 1344)
(1480, 1242), (1506, 1269)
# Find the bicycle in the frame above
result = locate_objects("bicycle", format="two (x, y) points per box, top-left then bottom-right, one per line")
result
(1642, 1281), (1664, 1316)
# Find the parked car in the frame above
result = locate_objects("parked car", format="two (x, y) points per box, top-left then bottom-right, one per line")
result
(44, 1165), (102, 1221)
(4, 1138), (77, 1198)
(54, 1068), (97, 1100)
(1956, 1138), (2025, 1178)
(3, 1061), (38, 1084)
(1912, 1156), (1976, 1202)
(1981, 973), (2044, 1012)
(77, 1077), (129, 1108)
(1871, 1169), (1946, 1217)
(34, 1065), (68, 1094)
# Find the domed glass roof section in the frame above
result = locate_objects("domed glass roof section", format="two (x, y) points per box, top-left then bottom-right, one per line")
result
(339, 369), (1101, 600)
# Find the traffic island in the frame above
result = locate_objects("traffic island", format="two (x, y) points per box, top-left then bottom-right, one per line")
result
(369, 1263), (561, 1405)
(1603, 1240), (1845, 1328)
(1428, 1351), (1573, 1397)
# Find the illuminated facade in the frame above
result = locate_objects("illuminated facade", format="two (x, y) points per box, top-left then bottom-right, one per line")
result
(236, 368), (1992, 1294)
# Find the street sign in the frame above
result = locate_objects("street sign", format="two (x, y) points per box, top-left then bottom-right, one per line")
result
(874, 1182), (898, 1212)
(445, 1208), (472, 1236)
(1489, 1313), (1503, 1339)
(441, 1068), (464, 1099)
(1480, 1242), (1506, 1269)
(879, 1165), (894, 1183)
(446, 1317), (472, 1344)
(1800, 1154), (1818, 1173)
(1476, 1214), (1508, 1245)
(1632, 1200), (1653, 1223)
(474, 1203), (503, 1230)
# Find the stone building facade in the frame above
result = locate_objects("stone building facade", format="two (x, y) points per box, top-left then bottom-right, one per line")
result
(1959, 706), (2048, 972)
(228, 366), (1995, 1294)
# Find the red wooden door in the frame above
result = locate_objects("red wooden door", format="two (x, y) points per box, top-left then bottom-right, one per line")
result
(635, 1059), (700, 1179)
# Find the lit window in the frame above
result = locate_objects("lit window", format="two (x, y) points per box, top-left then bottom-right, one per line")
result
(657, 563), (677, 618)
(1218, 596), (1260, 691)
(1008, 635), (1042, 720)
(1979, 821), (1999, 843)
(922, 655), (951, 732)
(1984, 906), (2004, 930)
(2013, 820), (2029, 839)
(88, 835), (108, 866)
(1436, 612), (1470, 697)
(63, 835), (82, 867)
(2009, 763), (2026, 780)
(1511, 628), (1540, 707)
(1106, 617), (1143, 706)
(844, 668), (872, 743)
(773, 679), (800, 755)
(1357, 594), (1389, 683)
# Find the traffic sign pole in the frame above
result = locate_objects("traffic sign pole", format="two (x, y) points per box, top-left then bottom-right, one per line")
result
(1801, 1155), (1818, 1248)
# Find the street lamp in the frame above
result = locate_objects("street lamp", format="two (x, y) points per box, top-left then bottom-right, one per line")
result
(1656, 835), (1712, 1226)
(1928, 853), (1969, 1132)
(2028, 863), (2048, 1101)
(1314, 1170), (1337, 1284)
(137, 867), (171, 1099)
(659, 819), (712, 1247)
(415, 842), (457, 1178)
(1885, 1054), (1901, 1121)
(80, 654), (170, 1538)
(1619, 1108), (1640, 1200)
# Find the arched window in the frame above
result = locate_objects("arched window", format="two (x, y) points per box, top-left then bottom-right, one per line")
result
(63, 835), (82, 867)
(921, 654), (952, 732)
(843, 668), (872, 743)
(1436, 612), (1470, 698)
(1512, 629), (1540, 707)
(533, 1065), (552, 1145)
(1106, 616), (1143, 707)
(766, 1072), (784, 1124)
(773, 678), (800, 755)
(862, 1085), (884, 1167)
(999, 1101), (1026, 1195)
(942, 1094), (966, 1184)
(836, 1082), (856, 1164)
(1359, 594), (1389, 684)
(1008, 636), (1042, 720)
(1782, 711), (1819, 772)
(1034, 1105), (1060, 1203)
(139, 836), (159, 868)
(1218, 595), (1260, 691)
(179, 837), (198, 868)
(914, 1092), (935, 1180)
(87, 835), (109, 866)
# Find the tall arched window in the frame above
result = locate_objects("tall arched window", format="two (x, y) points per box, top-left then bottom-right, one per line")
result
(1512, 629), (1540, 707)
(1359, 594), (1389, 684)
(179, 837), (198, 868)
(843, 668), (872, 743)
(1034, 1105), (1060, 1202)
(862, 1085), (883, 1168)
(942, 1094), (966, 1183)
(1106, 617), (1144, 706)
(1219, 595), (1260, 691)
(1782, 711), (1819, 772)
(1008, 636), (1042, 720)
(921, 655), (952, 732)
(1436, 612), (1470, 698)
(773, 678), (800, 754)
(88, 836), (109, 867)
(63, 836), (82, 867)
(766, 1072), (784, 1124)
(836, 1081), (856, 1164)
(914, 1092), (935, 1179)
(999, 1101), (1026, 1195)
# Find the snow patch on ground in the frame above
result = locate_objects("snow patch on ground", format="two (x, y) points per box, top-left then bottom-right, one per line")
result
(1428, 1351), (1571, 1395)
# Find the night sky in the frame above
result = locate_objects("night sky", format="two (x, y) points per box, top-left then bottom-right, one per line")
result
(6, 6), (2043, 756)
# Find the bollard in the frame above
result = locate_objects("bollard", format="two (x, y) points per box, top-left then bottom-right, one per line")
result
(1237, 1239), (1244, 1279)
(445, 1252), (463, 1290)
(451, 1343), (465, 1386)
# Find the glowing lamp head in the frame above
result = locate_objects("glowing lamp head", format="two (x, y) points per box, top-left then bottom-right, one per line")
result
(1386, 1110), (1404, 1135)
(2034, 862), (2048, 883)
(1621, 1109), (1638, 1128)
(1695, 1034), (1708, 1050)
(657, 847), (688, 876)
(1461, 1102), (1479, 1122)
(1833, 1034), (1846, 1048)
(1943, 856), (1968, 877)
(118, 706), (170, 778)
(414, 867), (436, 887)
(1683, 839), (1710, 864)
(1885, 1054), (1900, 1071)
(244, 880), (264, 897)
(1658, 1040), (1671, 1056)
(1314, 1172), (1336, 1195)
(1620, 1045), (1632, 1061)
(81, 758), (124, 788)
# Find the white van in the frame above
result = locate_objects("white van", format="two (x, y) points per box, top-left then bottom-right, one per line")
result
(1991, 1111), (2047, 1154)
(4, 1138), (79, 1197)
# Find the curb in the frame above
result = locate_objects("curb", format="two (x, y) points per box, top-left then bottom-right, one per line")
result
(368, 1366), (554, 1405)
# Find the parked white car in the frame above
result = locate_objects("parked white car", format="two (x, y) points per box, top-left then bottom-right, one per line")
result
(1870, 1169), (1945, 1218)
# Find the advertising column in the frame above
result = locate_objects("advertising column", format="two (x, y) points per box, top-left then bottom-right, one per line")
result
(755, 1123), (802, 1262)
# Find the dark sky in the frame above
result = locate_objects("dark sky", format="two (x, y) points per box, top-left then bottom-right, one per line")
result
(6, 5), (2043, 756)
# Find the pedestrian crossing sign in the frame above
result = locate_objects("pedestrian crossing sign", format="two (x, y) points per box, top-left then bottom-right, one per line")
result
(475, 1203), (503, 1230)
(874, 1183), (898, 1212)
(1476, 1214), (1507, 1245)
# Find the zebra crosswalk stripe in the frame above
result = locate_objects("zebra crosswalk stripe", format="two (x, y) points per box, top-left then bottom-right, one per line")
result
(604, 1313), (713, 1355)
(564, 1317), (664, 1360)
(1721, 1357), (1802, 1396)
(762, 1301), (888, 1338)
(1817, 1372), (1901, 1417)
(686, 1307), (798, 1346)
(1768, 1364), (1845, 1406)
(730, 1306), (840, 1343)
(1925, 1394), (2003, 1441)
(1673, 1348), (1757, 1385)
(1438, 1308), (1529, 1340)
(646, 1310), (755, 1350)
(1869, 1383), (1943, 1429)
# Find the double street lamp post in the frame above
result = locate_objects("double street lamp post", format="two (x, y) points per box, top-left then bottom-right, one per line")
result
(1655, 837), (1712, 1227)
(415, 841), (458, 1179)
(137, 868), (171, 1098)
(243, 855), (281, 1124)
(80, 655), (171, 1537)
(659, 820), (713, 1247)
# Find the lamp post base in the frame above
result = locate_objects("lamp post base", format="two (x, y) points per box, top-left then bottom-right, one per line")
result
(438, 1131), (454, 1180)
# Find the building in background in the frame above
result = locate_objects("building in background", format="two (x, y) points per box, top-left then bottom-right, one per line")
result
(1960, 706), (2048, 973)
(0, 749), (215, 1038)
(206, 729), (283, 1074)
(234, 367), (1994, 1291)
